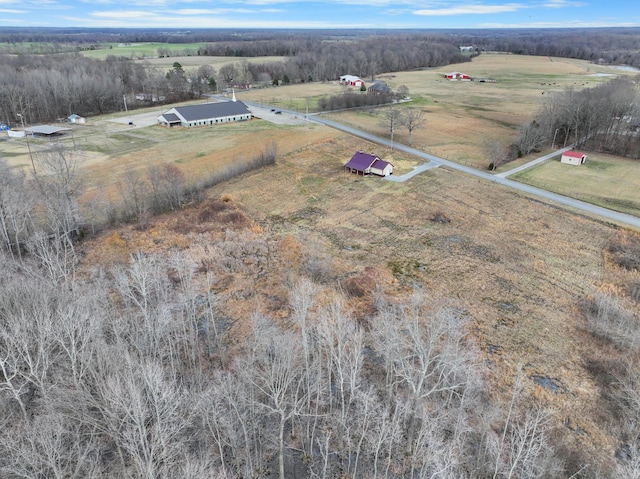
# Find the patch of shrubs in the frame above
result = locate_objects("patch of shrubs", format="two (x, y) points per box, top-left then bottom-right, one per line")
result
(580, 293), (640, 351)
(607, 233), (640, 271)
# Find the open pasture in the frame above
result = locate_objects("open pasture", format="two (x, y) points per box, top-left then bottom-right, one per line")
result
(511, 153), (640, 216)
(80, 42), (205, 60)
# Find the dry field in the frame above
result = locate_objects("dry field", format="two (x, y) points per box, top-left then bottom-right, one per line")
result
(9, 53), (630, 470)
(232, 54), (629, 169)
(81, 126), (639, 471)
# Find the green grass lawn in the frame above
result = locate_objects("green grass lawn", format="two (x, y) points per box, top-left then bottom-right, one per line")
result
(80, 42), (205, 60)
(511, 153), (640, 216)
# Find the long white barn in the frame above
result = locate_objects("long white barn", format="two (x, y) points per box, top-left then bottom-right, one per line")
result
(157, 101), (252, 128)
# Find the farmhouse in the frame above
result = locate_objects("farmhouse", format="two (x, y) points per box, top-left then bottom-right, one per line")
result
(340, 75), (365, 87)
(560, 151), (587, 166)
(157, 101), (252, 128)
(367, 82), (393, 96)
(446, 72), (472, 81)
(344, 151), (394, 177)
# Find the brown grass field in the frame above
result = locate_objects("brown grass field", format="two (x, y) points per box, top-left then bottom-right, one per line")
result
(5, 53), (635, 469)
(81, 125), (639, 470)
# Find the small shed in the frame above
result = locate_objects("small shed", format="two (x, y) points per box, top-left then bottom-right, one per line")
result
(68, 114), (86, 124)
(561, 151), (587, 166)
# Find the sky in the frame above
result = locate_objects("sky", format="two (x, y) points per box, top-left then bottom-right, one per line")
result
(1, 0), (638, 30)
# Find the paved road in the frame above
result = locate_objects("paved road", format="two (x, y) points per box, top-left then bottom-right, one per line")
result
(307, 114), (640, 230)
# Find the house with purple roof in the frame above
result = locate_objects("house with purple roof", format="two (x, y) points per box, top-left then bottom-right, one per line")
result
(344, 151), (394, 177)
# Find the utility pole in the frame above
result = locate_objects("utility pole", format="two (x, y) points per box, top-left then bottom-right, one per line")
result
(123, 95), (128, 112)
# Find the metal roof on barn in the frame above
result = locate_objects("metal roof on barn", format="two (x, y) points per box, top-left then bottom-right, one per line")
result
(173, 101), (250, 122)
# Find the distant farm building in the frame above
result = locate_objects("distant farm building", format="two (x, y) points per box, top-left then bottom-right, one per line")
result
(157, 101), (252, 128)
(344, 151), (394, 177)
(446, 72), (472, 81)
(560, 151), (587, 166)
(340, 75), (365, 87)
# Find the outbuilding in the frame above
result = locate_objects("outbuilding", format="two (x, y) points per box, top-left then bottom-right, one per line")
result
(560, 151), (587, 166)
(68, 114), (86, 124)
(445, 72), (472, 81)
(340, 75), (365, 87)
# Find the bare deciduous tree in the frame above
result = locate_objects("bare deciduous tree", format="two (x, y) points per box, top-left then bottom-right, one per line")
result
(400, 108), (425, 147)
(380, 107), (401, 150)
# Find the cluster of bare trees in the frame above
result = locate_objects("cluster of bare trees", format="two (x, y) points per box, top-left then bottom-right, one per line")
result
(379, 106), (426, 148)
(517, 76), (640, 158)
(0, 141), (277, 267)
(0, 233), (567, 478)
(0, 53), (218, 126)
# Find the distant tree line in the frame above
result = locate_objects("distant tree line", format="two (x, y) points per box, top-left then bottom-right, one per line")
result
(0, 33), (470, 125)
(456, 27), (640, 68)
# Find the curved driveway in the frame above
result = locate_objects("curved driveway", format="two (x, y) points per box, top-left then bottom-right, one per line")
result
(306, 114), (640, 230)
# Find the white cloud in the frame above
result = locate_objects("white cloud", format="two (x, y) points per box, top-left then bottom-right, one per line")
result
(174, 8), (255, 14)
(482, 19), (639, 28)
(413, 3), (525, 16)
(91, 10), (157, 18)
(60, 12), (379, 29)
(542, 0), (587, 7)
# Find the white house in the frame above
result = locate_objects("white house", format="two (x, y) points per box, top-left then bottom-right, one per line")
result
(157, 101), (252, 128)
(560, 151), (587, 166)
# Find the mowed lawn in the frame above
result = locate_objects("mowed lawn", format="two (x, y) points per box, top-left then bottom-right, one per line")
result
(511, 153), (640, 216)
